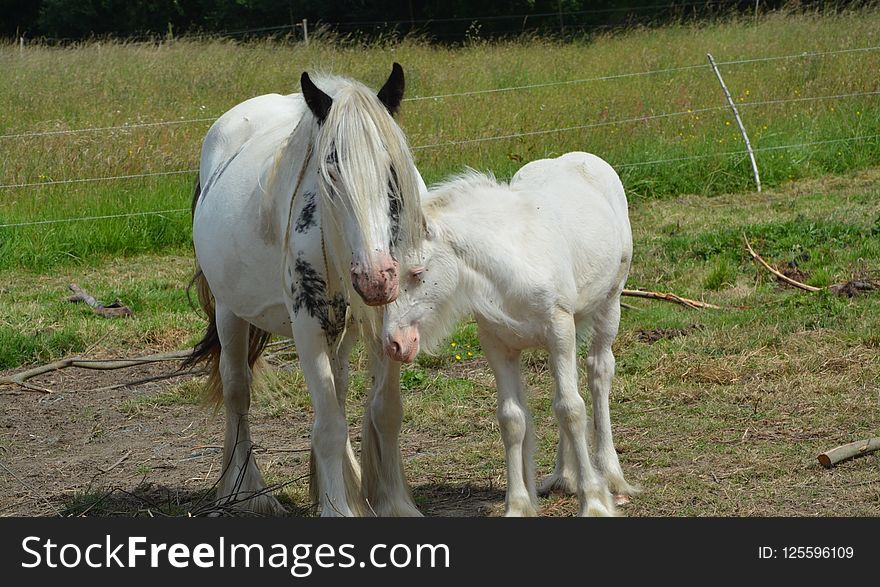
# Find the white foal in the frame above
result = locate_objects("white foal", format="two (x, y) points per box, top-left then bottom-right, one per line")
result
(383, 152), (636, 517)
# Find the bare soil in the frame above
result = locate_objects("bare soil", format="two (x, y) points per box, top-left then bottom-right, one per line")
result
(0, 360), (504, 517)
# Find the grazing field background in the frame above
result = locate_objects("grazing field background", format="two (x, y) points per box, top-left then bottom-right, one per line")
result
(1, 9), (879, 516)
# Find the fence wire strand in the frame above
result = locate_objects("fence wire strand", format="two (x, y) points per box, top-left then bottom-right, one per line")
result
(3, 134), (877, 229)
(3, 44), (878, 140)
(3, 87), (876, 189)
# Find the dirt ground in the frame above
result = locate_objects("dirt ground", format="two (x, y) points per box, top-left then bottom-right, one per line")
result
(0, 360), (505, 517)
(2, 343), (879, 518)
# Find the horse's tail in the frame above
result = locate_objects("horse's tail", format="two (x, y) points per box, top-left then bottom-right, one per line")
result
(184, 178), (272, 409)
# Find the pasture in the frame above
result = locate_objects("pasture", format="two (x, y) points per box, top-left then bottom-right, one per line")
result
(1, 9), (879, 516)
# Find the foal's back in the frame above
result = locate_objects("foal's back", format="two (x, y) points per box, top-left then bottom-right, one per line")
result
(508, 152), (631, 308)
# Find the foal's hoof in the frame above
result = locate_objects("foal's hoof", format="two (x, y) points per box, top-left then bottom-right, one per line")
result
(580, 501), (617, 517)
(538, 472), (577, 497)
(613, 494), (631, 506)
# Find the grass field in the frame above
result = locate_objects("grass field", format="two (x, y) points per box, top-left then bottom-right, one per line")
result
(1, 8), (879, 517)
(1, 169), (879, 516)
(1, 9), (880, 271)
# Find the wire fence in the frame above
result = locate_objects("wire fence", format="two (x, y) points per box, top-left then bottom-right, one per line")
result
(1, 43), (878, 228)
(5, 44), (878, 141)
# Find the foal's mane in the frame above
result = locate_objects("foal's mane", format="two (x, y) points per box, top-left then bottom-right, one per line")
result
(423, 169), (501, 214)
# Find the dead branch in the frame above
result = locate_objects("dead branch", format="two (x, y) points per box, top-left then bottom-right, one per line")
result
(742, 235), (822, 292)
(622, 288), (726, 310)
(817, 437), (880, 468)
(68, 283), (133, 318)
(0, 349), (193, 393)
(85, 368), (202, 393)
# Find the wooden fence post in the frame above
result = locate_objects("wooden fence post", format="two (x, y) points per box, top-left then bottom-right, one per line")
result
(707, 52), (762, 193)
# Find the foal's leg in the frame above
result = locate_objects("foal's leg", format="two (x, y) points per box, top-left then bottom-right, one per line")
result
(215, 305), (284, 514)
(480, 326), (537, 517)
(547, 310), (615, 517)
(361, 339), (421, 516)
(589, 298), (638, 498)
(292, 315), (365, 517)
(538, 428), (577, 496)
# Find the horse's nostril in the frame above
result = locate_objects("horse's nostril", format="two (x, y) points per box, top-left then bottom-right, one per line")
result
(391, 340), (401, 355)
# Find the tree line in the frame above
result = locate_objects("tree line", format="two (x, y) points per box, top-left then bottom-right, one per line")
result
(0, 1), (853, 42)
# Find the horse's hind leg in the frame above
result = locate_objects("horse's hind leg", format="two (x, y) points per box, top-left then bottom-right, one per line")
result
(589, 298), (638, 498)
(361, 341), (421, 516)
(215, 305), (284, 514)
(480, 325), (537, 517)
(546, 309), (615, 517)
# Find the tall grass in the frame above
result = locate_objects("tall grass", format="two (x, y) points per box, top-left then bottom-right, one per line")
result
(1, 9), (879, 270)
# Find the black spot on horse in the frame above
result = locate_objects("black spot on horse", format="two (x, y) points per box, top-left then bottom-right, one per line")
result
(292, 255), (326, 317)
(295, 191), (317, 233)
(323, 293), (348, 341)
(291, 254), (349, 343)
(388, 167), (401, 245)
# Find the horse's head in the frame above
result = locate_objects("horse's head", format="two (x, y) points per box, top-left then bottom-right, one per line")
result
(382, 222), (461, 364)
(301, 64), (424, 307)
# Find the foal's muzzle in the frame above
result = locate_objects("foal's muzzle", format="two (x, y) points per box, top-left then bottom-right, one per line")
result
(384, 325), (420, 364)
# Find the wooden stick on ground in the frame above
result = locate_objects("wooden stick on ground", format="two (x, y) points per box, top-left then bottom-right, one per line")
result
(621, 288), (726, 310)
(0, 349), (193, 394)
(742, 234), (822, 292)
(97, 450), (132, 474)
(817, 437), (880, 468)
(68, 283), (133, 318)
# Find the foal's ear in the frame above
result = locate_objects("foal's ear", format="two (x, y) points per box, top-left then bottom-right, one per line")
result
(377, 63), (405, 116)
(301, 72), (332, 124)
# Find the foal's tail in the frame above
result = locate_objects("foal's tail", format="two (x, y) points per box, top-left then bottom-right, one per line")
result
(183, 179), (272, 409)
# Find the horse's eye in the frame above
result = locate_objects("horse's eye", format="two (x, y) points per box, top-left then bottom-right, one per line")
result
(409, 266), (425, 281)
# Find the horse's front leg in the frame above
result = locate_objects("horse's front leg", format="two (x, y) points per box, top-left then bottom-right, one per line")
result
(360, 340), (421, 516)
(329, 320), (363, 498)
(480, 325), (537, 517)
(292, 313), (366, 517)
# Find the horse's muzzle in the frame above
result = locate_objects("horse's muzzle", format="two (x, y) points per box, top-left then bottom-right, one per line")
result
(351, 256), (400, 306)
(384, 325), (420, 364)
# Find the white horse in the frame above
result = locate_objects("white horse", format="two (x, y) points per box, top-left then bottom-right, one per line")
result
(382, 152), (636, 517)
(185, 64), (426, 517)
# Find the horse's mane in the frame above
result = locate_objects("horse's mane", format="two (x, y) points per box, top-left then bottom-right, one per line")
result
(314, 75), (424, 259)
(267, 73), (425, 338)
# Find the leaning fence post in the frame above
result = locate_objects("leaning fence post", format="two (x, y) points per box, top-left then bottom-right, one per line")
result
(302, 18), (309, 45)
(707, 52), (762, 192)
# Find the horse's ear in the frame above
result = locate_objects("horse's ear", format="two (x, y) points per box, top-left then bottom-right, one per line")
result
(301, 72), (332, 124)
(377, 63), (405, 116)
